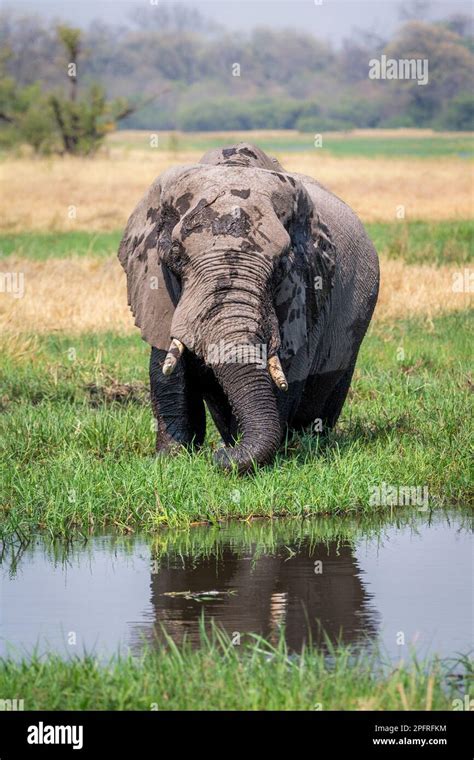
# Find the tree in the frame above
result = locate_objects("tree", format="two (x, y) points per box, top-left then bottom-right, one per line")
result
(384, 21), (474, 125)
(438, 93), (474, 130)
(0, 23), (169, 154)
(1, 10), (472, 136)
(48, 25), (148, 155)
(440, 14), (474, 53)
(0, 47), (56, 151)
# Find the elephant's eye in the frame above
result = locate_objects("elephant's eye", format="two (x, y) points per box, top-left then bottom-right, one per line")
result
(170, 240), (182, 257)
(163, 240), (185, 275)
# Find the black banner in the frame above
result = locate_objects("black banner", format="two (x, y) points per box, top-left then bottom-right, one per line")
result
(0, 710), (471, 757)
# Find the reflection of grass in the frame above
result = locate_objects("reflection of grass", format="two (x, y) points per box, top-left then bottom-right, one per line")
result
(149, 509), (472, 565)
(0, 312), (471, 537)
(4, 509), (468, 572)
(0, 624), (469, 710)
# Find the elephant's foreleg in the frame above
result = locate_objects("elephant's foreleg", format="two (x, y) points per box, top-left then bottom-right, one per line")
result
(149, 347), (206, 453)
(290, 368), (349, 434)
(320, 361), (356, 429)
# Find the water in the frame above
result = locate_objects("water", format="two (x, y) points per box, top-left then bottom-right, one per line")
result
(1, 511), (472, 661)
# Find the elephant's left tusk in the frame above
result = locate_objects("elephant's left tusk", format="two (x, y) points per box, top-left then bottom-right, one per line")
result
(162, 338), (185, 376)
(268, 355), (288, 391)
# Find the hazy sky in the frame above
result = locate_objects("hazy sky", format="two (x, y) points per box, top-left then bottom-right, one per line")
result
(9, 1), (472, 44)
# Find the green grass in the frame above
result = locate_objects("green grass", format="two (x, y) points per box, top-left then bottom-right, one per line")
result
(1, 311), (472, 538)
(111, 130), (474, 159)
(0, 625), (469, 710)
(0, 230), (122, 261)
(368, 220), (473, 265)
(318, 135), (474, 159)
(1, 220), (472, 264)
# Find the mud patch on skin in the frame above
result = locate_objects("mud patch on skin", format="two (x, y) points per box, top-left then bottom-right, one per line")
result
(180, 198), (255, 242)
(142, 228), (159, 257)
(175, 192), (193, 214)
(180, 198), (219, 239)
(238, 147), (258, 160)
(156, 201), (180, 250)
(212, 209), (251, 238)
(270, 191), (291, 224)
(146, 207), (160, 224)
(230, 189), (251, 199)
(240, 239), (263, 254)
(129, 207), (161, 262)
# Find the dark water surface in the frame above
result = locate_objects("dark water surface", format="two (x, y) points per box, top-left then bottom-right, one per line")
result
(1, 511), (472, 661)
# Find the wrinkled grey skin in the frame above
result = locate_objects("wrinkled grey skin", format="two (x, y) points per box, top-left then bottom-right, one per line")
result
(118, 143), (379, 473)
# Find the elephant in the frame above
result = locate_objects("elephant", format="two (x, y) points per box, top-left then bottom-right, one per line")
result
(118, 143), (379, 473)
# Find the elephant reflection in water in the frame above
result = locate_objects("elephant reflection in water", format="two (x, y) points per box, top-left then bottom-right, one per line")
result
(130, 540), (378, 654)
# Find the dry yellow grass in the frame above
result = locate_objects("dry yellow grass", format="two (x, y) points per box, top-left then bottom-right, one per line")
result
(0, 256), (471, 337)
(375, 259), (472, 320)
(286, 154), (473, 222)
(1, 151), (472, 232)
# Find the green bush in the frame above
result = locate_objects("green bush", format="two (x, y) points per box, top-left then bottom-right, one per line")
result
(296, 116), (352, 132)
(437, 93), (474, 130)
(177, 97), (306, 131)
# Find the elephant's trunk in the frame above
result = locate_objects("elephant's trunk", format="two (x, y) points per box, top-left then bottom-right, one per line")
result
(168, 249), (284, 472)
(211, 360), (282, 474)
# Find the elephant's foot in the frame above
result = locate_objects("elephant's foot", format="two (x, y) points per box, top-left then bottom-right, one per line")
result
(155, 439), (186, 458)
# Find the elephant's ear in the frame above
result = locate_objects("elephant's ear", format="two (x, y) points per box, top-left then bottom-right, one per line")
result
(273, 183), (336, 373)
(118, 177), (179, 351)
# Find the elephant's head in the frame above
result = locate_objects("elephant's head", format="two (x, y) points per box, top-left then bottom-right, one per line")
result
(119, 144), (335, 472)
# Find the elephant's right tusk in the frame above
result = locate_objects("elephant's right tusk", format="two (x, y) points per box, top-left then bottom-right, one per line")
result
(162, 338), (185, 376)
(268, 355), (288, 391)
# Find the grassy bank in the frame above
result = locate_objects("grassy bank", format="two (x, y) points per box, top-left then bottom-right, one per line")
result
(1, 311), (471, 537)
(0, 628), (469, 710)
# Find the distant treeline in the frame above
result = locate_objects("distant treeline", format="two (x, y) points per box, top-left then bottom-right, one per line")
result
(1, 4), (473, 142)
